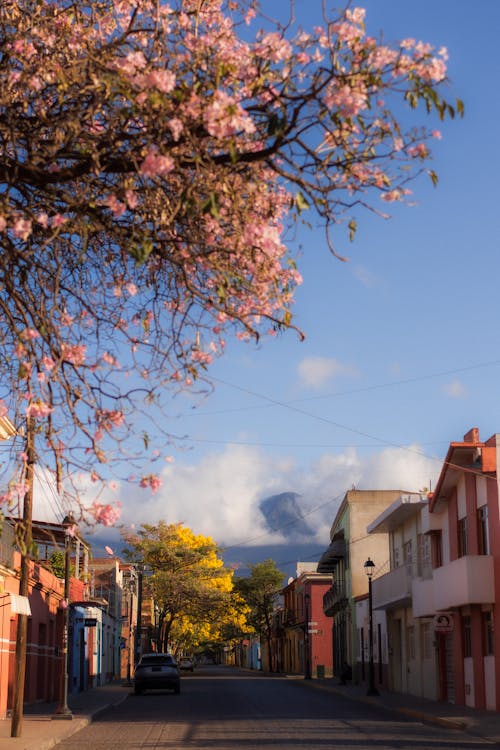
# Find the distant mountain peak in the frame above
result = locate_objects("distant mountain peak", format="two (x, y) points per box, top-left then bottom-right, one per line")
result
(259, 491), (314, 540)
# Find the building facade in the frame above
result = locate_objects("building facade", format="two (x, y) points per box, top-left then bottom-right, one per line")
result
(319, 489), (405, 685)
(281, 566), (333, 679)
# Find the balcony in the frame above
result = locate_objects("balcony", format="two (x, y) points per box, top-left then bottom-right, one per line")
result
(372, 564), (413, 611)
(413, 555), (494, 617)
(323, 580), (348, 616)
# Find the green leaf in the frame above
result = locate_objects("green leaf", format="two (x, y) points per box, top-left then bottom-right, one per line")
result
(295, 192), (310, 213)
(428, 169), (439, 187)
(348, 218), (357, 242)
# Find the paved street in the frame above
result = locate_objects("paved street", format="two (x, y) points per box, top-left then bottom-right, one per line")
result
(52, 667), (495, 750)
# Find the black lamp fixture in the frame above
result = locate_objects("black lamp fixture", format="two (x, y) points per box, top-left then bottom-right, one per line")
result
(364, 558), (379, 696)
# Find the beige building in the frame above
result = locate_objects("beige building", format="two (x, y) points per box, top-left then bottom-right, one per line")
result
(319, 489), (406, 685)
(367, 492), (436, 698)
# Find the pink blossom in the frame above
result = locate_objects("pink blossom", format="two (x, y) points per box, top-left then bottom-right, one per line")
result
(90, 501), (121, 526)
(26, 400), (53, 418)
(103, 194), (126, 217)
(168, 118), (183, 141)
(126, 282), (137, 296)
(140, 147), (175, 178)
(61, 343), (86, 365)
(204, 90), (256, 139)
(142, 69), (176, 93)
(408, 143), (428, 158)
(105, 545), (114, 556)
(42, 355), (55, 370)
(51, 214), (67, 228)
(0, 216), (6, 232)
(20, 328), (39, 340)
(0, 401), (8, 418)
(13, 218), (32, 240)
(140, 474), (162, 493)
(125, 189), (138, 209)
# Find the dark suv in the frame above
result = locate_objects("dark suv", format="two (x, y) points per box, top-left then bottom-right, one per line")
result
(133, 653), (180, 695)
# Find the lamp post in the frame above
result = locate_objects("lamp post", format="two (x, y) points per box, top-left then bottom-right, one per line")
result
(124, 570), (135, 687)
(364, 558), (379, 696)
(304, 592), (312, 680)
(53, 515), (76, 719)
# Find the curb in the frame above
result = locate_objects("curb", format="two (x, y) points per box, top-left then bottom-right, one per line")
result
(290, 676), (471, 733)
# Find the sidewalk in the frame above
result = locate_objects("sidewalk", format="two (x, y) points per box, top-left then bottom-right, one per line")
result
(2, 675), (500, 749)
(299, 677), (500, 746)
(0, 681), (130, 750)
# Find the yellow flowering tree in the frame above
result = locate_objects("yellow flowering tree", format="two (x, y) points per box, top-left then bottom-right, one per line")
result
(123, 521), (240, 653)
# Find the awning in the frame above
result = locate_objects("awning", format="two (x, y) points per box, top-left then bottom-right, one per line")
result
(9, 594), (31, 616)
(317, 538), (346, 573)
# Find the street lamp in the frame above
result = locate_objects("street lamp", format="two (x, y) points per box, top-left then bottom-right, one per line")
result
(304, 592), (312, 680)
(364, 558), (379, 696)
(53, 514), (76, 719)
(123, 569), (136, 687)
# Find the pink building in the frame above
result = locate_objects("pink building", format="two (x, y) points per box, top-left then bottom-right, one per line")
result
(413, 427), (500, 710)
(281, 566), (333, 678)
(0, 522), (85, 719)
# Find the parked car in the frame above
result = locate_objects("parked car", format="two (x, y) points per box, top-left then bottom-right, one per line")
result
(179, 656), (194, 672)
(133, 653), (180, 695)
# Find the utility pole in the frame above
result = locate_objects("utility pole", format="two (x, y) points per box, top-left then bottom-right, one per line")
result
(11, 417), (35, 738)
(134, 565), (143, 667)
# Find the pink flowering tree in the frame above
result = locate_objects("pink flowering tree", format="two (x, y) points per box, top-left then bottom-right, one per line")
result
(0, 0), (461, 525)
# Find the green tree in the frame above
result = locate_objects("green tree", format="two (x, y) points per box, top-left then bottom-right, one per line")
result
(49, 550), (65, 579)
(234, 559), (285, 672)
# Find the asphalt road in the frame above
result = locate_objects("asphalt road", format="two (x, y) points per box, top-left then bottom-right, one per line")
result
(54, 666), (492, 750)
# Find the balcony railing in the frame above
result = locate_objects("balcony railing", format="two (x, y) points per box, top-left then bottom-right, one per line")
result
(323, 580), (348, 616)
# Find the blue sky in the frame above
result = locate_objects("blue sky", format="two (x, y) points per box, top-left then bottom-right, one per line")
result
(34, 1), (500, 554)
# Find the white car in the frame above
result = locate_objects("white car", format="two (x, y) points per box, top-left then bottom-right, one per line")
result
(134, 653), (181, 694)
(178, 657), (194, 672)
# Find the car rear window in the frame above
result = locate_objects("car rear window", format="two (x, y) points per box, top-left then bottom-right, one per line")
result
(140, 655), (175, 666)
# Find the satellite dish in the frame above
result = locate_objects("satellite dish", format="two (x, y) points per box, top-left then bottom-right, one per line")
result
(287, 577), (294, 585)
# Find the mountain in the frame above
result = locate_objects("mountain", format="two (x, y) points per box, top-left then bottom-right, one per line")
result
(259, 491), (315, 540)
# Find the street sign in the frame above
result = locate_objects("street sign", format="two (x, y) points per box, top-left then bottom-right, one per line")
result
(84, 618), (97, 627)
(308, 621), (318, 626)
(433, 613), (453, 633)
(308, 629), (318, 634)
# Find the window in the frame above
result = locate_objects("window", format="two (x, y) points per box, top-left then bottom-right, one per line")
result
(478, 506), (490, 555)
(422, 622), (432, 660)
(463, 616), (472, 658)
(431, 531), (442, 568)
(403, 540), (413, 575)
(418, 534), (432, 578)
(483, 612), (494, 656)
(458, 517), (468, 557)
(406, 626), (415, 660)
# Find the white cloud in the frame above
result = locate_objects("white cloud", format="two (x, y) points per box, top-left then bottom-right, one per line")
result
(353, 265), (383, 288)
(48, 442), (439, 550)
(297, 356), (358, 389)
(443, 379), (467, 398)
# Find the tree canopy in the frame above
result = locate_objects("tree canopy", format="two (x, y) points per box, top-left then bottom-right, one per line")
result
(0, 0), (461, 523)
(122, 521), (241, 653)
(234, 557), (284, 668)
